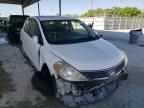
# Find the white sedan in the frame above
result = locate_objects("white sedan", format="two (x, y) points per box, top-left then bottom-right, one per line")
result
(20, 16), (128, 107)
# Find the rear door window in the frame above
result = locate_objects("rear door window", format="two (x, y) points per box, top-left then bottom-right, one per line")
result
(24, 19), (43, 44)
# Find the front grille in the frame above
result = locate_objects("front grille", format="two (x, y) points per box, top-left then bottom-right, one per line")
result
(81, 60), (125, 80)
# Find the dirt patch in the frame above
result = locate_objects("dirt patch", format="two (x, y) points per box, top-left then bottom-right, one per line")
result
(2, 106), (14, 108)
(18, 98), (64, 108)
(0, 61), (15, 95)
(1, 97), (65, 108)
(0, 45), (47, 107)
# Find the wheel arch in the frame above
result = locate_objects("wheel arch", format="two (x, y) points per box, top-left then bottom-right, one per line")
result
(41, 63), (50, 74)
(41, 63), (56, 77)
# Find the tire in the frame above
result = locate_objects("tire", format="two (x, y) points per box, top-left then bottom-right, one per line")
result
(41, 66), (61, 98)
(31, 72), (53, 96)
(41, 65), (50, 81)
(52, 78), (61, 99)
(41, 66), (56, 95)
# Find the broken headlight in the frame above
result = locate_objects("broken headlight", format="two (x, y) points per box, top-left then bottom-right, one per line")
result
(53, 61), (88, 81)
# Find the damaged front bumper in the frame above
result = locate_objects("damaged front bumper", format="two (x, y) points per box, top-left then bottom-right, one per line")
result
(55, 70), (128, 107)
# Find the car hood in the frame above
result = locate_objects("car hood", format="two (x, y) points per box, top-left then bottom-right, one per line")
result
(50, 39), (124, 71)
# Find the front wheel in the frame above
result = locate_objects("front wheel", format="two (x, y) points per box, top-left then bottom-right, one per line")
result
(41, 66), (58, 96)
(51, 78), (61, 98)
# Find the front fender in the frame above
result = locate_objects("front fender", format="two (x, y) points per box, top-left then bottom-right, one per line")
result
(40, 47), (62, 78)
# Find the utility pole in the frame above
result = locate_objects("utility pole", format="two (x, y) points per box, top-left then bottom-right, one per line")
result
(90, 0), (93, 11)
(38, 1), (40, 16)
(89, 0), (94, 23)
(52, 8), (53, 15)
(22, 6), (24, 15)
(59, 0), (61, 16)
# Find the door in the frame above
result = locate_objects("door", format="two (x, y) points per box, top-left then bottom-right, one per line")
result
(21, 19), (32, 58)
(28, 19), (43, 69)
(22, 18), (43, 69)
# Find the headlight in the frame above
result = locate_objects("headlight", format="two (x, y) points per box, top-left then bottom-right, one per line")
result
(53, 61), (88, 81)
(121, 50), (128, 66)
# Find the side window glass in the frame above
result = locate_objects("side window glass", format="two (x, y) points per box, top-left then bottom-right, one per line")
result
(24, 19), (43, 44)
(24, 19), (40, 37)
(29, 20), (34, 37)
(71, 21), (88, 35)
(24, 19), (31, 35)
(34, 20), (41, 37)
(30, 20), (41, 37)
(31, 19), (43, 44)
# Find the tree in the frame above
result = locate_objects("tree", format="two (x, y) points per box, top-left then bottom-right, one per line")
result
(64, 14), (79, 18)
(81, 7), (143, 17)
(104, 8), (113, 17)
(112, 7), (121, 16)
(82, 10), (95, 17)
(94, 8), (104, 16)
(118, 7), (141, 17)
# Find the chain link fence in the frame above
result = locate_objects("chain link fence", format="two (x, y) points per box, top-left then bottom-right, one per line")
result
(80, 17), (144, 30)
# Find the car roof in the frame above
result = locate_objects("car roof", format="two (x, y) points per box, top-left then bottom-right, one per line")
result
(10, 15), (29, 17)
(34, 16), (78, 21)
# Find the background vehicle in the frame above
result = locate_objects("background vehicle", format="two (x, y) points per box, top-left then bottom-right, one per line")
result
(7, 15), (29, 44)
(20, 16), (128, 107)
(0, 20), (3, 27)
(0, 19), (7, 32)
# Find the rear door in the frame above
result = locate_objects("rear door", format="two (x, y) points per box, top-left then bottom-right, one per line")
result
(21, 18), (32, 58)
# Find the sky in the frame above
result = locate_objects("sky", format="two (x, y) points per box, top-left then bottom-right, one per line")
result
(0, 0), (144, 17)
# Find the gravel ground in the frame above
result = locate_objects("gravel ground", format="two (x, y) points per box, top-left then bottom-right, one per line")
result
(0, 31), (144, 108)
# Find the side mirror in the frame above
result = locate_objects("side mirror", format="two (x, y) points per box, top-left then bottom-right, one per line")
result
(99, 34), (103, 37)
(33, 35), (44, 45)
(97, 32), (103, 37)
(33, 35), (39, 45)
(88, 24), (93, 29)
